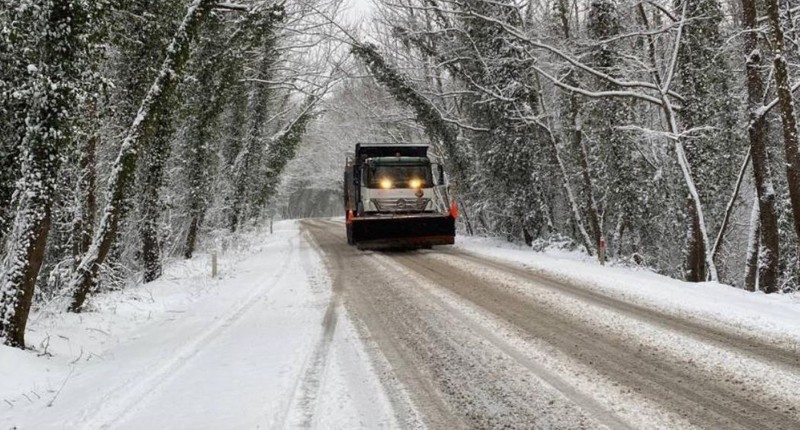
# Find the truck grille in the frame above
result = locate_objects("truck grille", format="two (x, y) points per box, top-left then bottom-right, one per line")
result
(372, 198), (430, 212)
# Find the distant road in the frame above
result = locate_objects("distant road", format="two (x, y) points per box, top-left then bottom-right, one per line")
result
(302, 218), (800, 430)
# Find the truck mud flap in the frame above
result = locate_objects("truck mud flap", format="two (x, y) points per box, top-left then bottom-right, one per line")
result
(350, 215), (455, 250)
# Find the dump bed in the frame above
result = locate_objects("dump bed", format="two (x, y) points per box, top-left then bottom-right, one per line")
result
(355, 143), (429, 165)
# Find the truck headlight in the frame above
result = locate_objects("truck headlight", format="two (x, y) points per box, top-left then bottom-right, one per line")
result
(380, 178), (393, 189)
(409, 178), (422, 189)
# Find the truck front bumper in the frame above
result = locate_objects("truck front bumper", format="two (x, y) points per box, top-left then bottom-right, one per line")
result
(349, 213), (455, 250)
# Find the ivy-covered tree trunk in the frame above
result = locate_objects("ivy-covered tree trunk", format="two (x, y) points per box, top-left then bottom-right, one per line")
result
(229, 32), (282, 232)
(68, 0), (214, 312)
(555, 1), (602, 254)
(183, 102), (216, 258)
(638, 0), (718, 281)
(0, 0), (95, 347)
(765, 0), (800, 259)
(586, 0), (637, 261)
(228, 105), (266, 232)
(186, 5), (284, 239)
(138, 121), (173, 282)
(674, 0), (740, 282)
(742, 0), (780, 292)
(72, 105), (98, 262)
(183, 16), (225, 258)
(0, 5), (28, 246)
(183, 54), (240, 257)
(0, 109), (22, 245)
(255, 98), (319, 209)
(126, 1), (187, 283)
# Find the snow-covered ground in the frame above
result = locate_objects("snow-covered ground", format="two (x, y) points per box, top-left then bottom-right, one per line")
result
(456, 235), (800, 346)
(1, 221), (396, 430)
(4, 221), (799, 430)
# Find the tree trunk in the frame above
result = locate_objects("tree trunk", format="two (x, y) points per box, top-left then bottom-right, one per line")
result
(73, 106), (98, 262)
(528, 69), (594, 254)
(743, 0), (781, 293)
(560, 68), (603, 252)
(765, 0), (800, 252)
(0, 0), (88, 348)
(710, 148), (751, 266)
(138, 128), (172, 283)
(685, 195), (706, 282)
(612, 213), (625, 259)
(229, 131), (263, 232)
(184, 215), (200, 259)
(68, 0), (214, 312)
(229, 35), (280, 232)
(659, 1), (719, 281)
(659, 92), (718, 281)
(639, 2), (718, 281)
(572, 108), (603, 251)
(553, 2), (601, 257)
(744, 197), (760, 291)
(0, 166), (54, 348)
(547, 130), (596, 256)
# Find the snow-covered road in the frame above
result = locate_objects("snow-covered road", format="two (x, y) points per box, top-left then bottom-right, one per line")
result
(3, 219), (800, 429)
(1, 223), (396, 429)
(303, 219), (800, 430)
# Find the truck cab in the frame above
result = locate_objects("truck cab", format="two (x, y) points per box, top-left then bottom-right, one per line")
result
(359, 156), (436, 214)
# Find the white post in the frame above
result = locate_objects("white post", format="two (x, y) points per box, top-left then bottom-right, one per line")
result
(211, 250), (218, 278)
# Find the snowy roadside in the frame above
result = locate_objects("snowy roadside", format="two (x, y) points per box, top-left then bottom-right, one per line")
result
(1, 220), (396, 430)
(455, 235), (800, 345)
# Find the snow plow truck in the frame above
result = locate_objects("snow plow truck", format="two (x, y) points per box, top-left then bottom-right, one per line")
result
(344, 143), (457, 250)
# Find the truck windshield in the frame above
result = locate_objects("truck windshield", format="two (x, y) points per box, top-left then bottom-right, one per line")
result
(367, 164), (432, 189)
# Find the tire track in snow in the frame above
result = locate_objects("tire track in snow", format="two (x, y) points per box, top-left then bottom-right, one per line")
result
(392, 252), (800, 430)
(73, 236), (299, 430)
(273, 225), (342, 429)
(303, 219), (450, 429)
(367, 253), (631, 430)
(273, 297), (339, 429)
(309, 219), (800, 429)
(305, 219), (606, 429)
(270, 227), (338, 429)
(272, 222), (400, 429)
(439, 248), (800, 371)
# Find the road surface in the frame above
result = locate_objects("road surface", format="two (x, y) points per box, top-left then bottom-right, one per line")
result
(301, 218), (800, 430)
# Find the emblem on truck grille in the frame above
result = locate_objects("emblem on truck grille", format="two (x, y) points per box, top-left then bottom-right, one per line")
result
(371, 198), (431, 211)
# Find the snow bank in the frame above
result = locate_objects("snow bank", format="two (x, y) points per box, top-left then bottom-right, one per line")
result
(456, 235), (800, 344)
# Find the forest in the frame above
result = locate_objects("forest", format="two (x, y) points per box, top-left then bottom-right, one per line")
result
(1, 0), (799, 348)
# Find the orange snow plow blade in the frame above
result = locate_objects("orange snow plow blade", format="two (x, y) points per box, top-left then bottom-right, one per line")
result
(349, 213), (455, 250)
